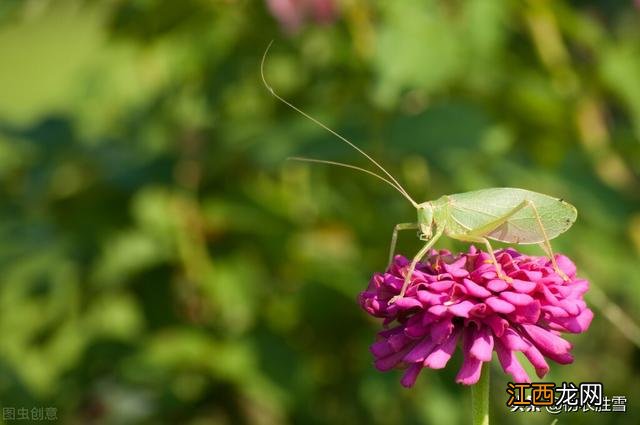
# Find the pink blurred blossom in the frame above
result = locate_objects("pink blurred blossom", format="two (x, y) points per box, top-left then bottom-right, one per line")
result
(266, 0), (337, 33)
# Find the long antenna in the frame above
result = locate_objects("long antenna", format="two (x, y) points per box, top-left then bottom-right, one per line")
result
(261, 41), (418, 208)
(288, 157), (418, 206)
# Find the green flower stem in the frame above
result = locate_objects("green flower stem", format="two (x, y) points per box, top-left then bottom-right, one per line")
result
(471, 363), (490, 425)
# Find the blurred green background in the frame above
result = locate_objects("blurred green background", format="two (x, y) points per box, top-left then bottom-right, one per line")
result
(0, 0), (639, 424)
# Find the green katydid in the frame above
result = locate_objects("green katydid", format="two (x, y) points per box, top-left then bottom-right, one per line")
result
(261, 43), (577, 304)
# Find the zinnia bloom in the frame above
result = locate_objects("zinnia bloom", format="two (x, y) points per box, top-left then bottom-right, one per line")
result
(359, 246), (593, 387)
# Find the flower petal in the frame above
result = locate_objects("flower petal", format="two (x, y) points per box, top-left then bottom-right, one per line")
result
(394, 297), (423, 309)
(424, 329), (459, 369)
(523, 344), (550, 379)
(551, 308), (594, 333)
(387, 332), (412, 352)
(375, 346), (412, 371)
(486, 296), (516, 314)
(569, 279), (589, 296)
(430, 319), (454, 343)
(417, 290), (447, 306)
(448, 300), (477, 318)
(485, 315), (509, 337)
(405, 319), (429, 338)
(403, 337), (437, 363)
(469, 326), (494, 361)
(429, 280), (455, 291)
(444, 258), (469, 278)
(509, 301), (541, 324)
(516, 269), (543, 281)
(370, 340), (393, 357)
(469, 303), (489, 318)
(455, 356), (483, 385)
(427, 305), (448, 316)
(499, 328), (530, 352)
(500, 291), (534, 306)
(487, 279), (509, 292)
(495, 339), (531, 383)
(401, 363), (424, 388)
(521, 324), (572, 357)
(555, 255), (576, 277)
(510, 278), (537, 293)
(463, 278), (492, 298)
(541, 305), (570, 318)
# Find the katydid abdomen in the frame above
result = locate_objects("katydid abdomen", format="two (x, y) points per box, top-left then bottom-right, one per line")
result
(434, 188), (577, 244)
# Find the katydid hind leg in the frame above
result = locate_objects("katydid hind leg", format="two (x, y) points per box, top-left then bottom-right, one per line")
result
(449, 200), (529, 280)
(464, 200), (529, 237)
(526, 201), (570, 281)
(538, 242), (552, 258)
(388, 223), (419, 269)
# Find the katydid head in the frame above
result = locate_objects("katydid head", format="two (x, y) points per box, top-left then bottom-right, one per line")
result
(417, 202), (434, 239)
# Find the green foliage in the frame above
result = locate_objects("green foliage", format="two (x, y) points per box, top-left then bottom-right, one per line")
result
(0, 1), (639, 424)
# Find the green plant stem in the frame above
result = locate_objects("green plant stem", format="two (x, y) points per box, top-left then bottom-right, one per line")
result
(471, 363), (490, 425)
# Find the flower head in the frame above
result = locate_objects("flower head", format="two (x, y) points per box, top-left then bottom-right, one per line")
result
(359, 246), (593, 387)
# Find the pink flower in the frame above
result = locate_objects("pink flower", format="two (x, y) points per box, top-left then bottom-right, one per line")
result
(359, 247), (593, 387)
(266, 0), (337, 33)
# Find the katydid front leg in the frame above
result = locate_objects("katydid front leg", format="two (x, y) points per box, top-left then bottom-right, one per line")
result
(388, 223), (418, 268)
(388, 226), (444, 304)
